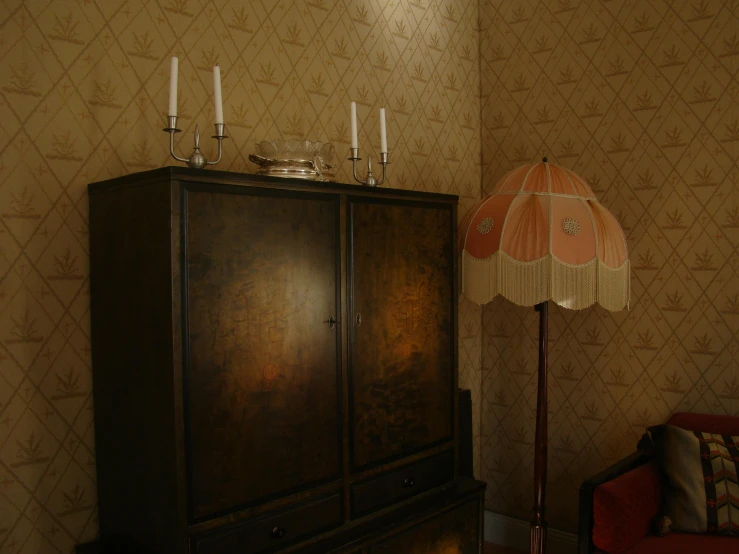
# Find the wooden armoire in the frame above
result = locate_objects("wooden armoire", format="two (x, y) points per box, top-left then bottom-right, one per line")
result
(87, 168), (485, 554)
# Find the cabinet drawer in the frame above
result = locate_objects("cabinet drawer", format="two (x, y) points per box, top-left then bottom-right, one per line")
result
(350, 451), (454, 518)
(369, 495), (481, 553)
(192, 494), (342, 554)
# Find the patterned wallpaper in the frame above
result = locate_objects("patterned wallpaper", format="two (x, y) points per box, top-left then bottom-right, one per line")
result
(0, 0), (482, 551)
(479, 0), (738, 532)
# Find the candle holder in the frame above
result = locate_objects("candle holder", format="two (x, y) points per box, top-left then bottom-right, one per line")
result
(348, 148), (389, 187)
(163, 115), (227, 169)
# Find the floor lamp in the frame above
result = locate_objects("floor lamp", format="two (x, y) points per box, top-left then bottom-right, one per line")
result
(459, 159), (630, 554)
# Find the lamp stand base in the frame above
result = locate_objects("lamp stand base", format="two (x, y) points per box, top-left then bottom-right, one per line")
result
(530, 523), (546, 554)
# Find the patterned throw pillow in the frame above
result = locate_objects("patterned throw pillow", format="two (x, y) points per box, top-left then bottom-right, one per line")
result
(650, 424), (739, 535)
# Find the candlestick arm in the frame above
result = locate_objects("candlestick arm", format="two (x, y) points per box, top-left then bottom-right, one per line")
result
(348, 147), (362, 183)
(375, 152), (389, 186)
(206, 123), (227, 166)
(351, 158), (362, 183)
(163, 116), (189, 164)
(168, 131), (190, 164)
(205, 139), (223, 166)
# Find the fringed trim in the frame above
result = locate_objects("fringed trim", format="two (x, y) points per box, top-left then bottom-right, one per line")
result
(461, 251), (630, 311)
(552, 257), (597, 310)
(460, 251), (497, 306)
(598, 259), (630, 311)
(499, 253), (551, 307)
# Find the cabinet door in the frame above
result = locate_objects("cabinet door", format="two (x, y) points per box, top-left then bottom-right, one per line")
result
(349, 199), (455, 470)
(184, 186), (341, 521)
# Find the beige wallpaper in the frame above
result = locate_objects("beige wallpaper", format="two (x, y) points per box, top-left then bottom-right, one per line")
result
(6, 0), (735, 547)
(479, 0), (738, 532)
(0, 0), (482, 550)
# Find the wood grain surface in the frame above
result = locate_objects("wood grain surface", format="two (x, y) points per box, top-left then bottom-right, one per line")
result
(350, 200), (454, 469)
(185, 188), (342, 519)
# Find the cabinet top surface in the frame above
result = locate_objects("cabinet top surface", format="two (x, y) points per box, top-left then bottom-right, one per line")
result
(88, 166), (458, 203)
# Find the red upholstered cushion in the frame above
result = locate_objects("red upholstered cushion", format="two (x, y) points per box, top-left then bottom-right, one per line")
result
(667, 412), (739, 435)
(618, 532), (739, 553)
(592, 460), (662, 553)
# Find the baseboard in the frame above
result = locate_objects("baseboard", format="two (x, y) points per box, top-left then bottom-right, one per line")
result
(484, 511), (578, 554)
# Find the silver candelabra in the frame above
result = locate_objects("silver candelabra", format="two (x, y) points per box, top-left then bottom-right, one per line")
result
(163, 115), (227, 169)
(348, 148), (388, 187)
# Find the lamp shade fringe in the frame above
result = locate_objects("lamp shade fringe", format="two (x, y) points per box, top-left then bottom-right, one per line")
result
(461, 250), (629, 310)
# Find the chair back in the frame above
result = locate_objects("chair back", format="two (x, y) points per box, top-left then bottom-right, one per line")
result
(667, 412), (739, 435)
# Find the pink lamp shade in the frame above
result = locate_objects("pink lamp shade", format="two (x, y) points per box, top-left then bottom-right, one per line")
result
(459, 160), (630, 311)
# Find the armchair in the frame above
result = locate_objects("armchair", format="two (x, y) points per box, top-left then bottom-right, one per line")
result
(578, 412), (739, 554)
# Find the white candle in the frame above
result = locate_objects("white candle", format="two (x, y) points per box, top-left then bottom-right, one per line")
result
(168, 56), (178, 117)
(379, 108), (387, 153)
(213, 64), (224, 124)
(350, 101), (358, 149)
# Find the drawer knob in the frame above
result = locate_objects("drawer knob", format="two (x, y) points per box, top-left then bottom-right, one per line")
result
(271, 526), (286, 539)
(403, 477), (415, 488)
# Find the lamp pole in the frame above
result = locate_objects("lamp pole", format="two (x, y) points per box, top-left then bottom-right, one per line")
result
(531, 300), (548, 554)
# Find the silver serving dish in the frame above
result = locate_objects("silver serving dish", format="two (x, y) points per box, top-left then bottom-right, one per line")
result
(249, 139), (335, 181)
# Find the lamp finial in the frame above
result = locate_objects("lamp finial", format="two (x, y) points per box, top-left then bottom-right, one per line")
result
(542, 157), (548, 163)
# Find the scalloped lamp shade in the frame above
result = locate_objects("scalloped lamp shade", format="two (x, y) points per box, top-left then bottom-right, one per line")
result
(459, 160), (630, 311)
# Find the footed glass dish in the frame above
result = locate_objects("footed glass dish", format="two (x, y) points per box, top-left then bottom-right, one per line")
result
(249, 139), (335, 181)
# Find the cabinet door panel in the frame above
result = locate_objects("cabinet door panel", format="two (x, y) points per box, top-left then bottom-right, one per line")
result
(349, 200), (454, 469)
(184, 188), (341, 521)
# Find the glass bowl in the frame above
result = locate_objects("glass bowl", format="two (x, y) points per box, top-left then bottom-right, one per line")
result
(255, 139), (335, 163)
(250, 139), (335, 181)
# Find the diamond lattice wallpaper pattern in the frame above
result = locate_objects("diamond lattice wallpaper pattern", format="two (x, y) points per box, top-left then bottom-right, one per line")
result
(4, 0), (737, 549)
(0, 1), (482, 551)
(479, 0), (738, 531)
